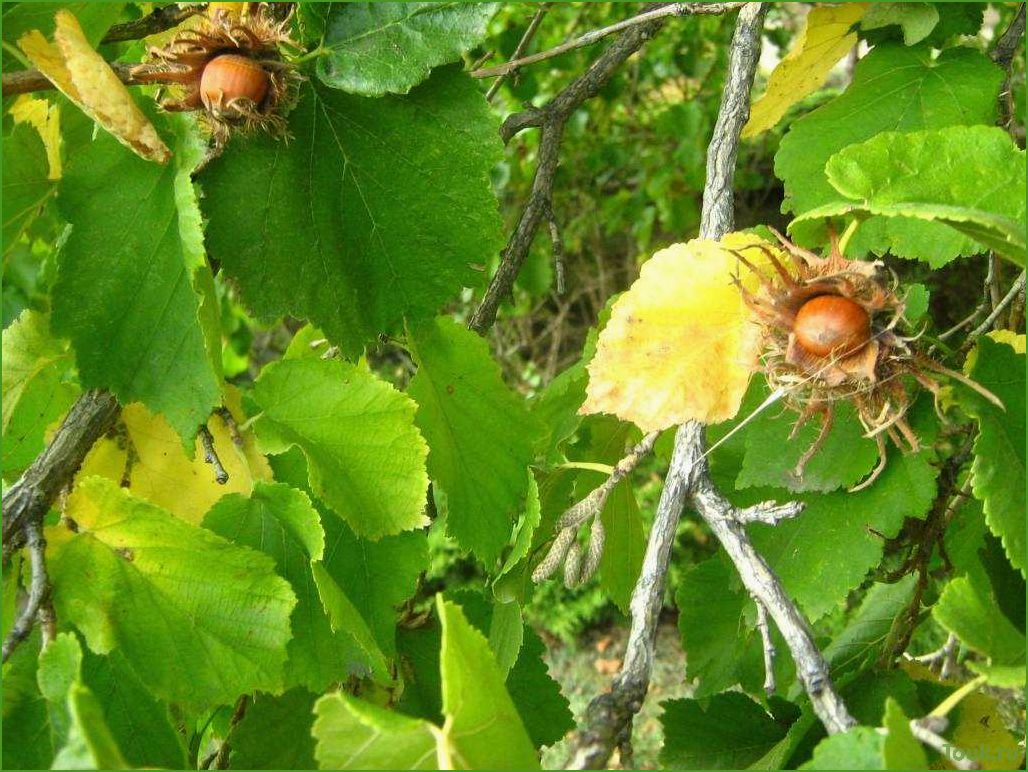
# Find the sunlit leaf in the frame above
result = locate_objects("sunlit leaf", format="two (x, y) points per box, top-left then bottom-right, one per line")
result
(10, 95), (61, 179)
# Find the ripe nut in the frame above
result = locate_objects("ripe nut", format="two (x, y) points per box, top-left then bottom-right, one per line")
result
(200, 54), (269, 111)
(794, 294), (871, 358)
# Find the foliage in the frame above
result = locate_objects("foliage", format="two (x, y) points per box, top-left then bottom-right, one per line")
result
(1, 2), (1024, 770)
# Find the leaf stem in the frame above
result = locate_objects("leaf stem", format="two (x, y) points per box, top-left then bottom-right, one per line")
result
(558, 461), (616, 475)
(929, 674), (987, 718)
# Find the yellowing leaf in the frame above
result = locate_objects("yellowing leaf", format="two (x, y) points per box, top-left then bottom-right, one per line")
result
(582, 233), (783, 431)
(10, 95), (62, 179)
(743, 3), (868, 138)
(18, 10), (170, 163)
(78, 387), (271, 525)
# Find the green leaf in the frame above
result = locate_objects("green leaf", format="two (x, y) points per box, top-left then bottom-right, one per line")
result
(738, 400), (877, 493)
(52, 110), (220, 441)
(800, 727), (884, 770)
(314, 3), (497, 96)
(776, 44), (1003, 260)
(408, 316), (541, 562)
(253, 357), (429, 540)
(934, 574), (1026, 669)
(903, 284), (929, 325)
(320, 513), (428, 656)
(488, 599), (524, 676)
(2, 121), (55, 257)
(201, 71), (503, 357)
(495, 473), (542, 598)
(310, 561), (390, 682)
(2, 634), (54, 769)
(598, 473), (645, 613)
(203, 482), (382, 690)
(861, 3), (939, 45)
(958, 335), (1026, 574)
(503, 625), (573, 748)
(49, 477), (296, 707)
(313, 692), (440, 770)
(659, 692), (797, 769)
(796, 127), (1027, 267)
(675, 556), (762, 697)
(51, 684), (130, 771)
(822, 575), (918, 676)
(2, 3), (125, 46)
(437, 596), (539, 769)
(78, 648), (187, 770)
(230, 689), (318, 770)
(1, 310), (78, 476)
(751, 446), (937, 620)
(37, 633), (82, 747)
(882, 698), (927, 770)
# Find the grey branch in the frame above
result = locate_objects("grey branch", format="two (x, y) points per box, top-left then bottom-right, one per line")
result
(991, 3), (1026, 71)
(198, 425), (230, 485)
(909, 717), (980, 771)
(2, 390), (119, 561)
(755, 598), (777, 696)
(468, 3), (738, 335)
(1, 521), (51, 663)
(965, 270), (1026, 344)
(565, 6), (853, 765)
(472, 2), (742, 80)
(102, 3), (206, 43)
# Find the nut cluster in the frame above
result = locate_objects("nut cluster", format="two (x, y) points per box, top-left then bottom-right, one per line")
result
(133, 4), (300, 144)
(731, 229), (972, 490)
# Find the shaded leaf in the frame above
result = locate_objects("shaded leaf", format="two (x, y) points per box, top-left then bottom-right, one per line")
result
(314, 3), (497, 95)
(861, 3), (939, 45)
(231, 689), (318, 770)
(201, 71), (503, 356)
(408, 316), (541, 562)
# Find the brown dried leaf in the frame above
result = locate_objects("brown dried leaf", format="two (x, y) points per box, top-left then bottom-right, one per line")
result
(19, 10), (170, 163)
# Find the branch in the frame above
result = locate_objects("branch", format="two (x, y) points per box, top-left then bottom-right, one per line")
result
(101, 3), (206, 44)
(1, 521), (51, 663)
(561, 7), (846, 766)
(991, 2), (1026, 72)
(198, 425), (230, 485)
(485, 4), (551, 102)
(2, 62), (154, 97)
(472, 2), (742, 80)
(2, 390), (119, 562)
(469, 2), (741, 335)
(964, 270), (1026, 344)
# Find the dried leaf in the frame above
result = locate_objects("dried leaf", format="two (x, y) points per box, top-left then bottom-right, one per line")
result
(10, 95), (62, 179)
(19, 10), (170, 163)
(582, 234), (783, 431)
(743, 3), (868, 138)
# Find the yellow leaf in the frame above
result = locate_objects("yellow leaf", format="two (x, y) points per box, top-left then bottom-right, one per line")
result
(208, 2), (249, 20)
(581, 233), (784, 431)
(10, 95), (62, 179)
(18, 10), (171, 164)
(78, 387), (271, 525)
(742, 3), (868, 139)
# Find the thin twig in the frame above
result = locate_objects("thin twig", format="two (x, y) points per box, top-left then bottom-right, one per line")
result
(472, 2), (741, 79)
(198, 425), (229, 485)
(215, 406), (244, 448)
(2, 521), (51, 663)
(909, 716), (980, 771)
(469, 6), (706, 334)
(210, 695), (249, 770)
(485, 4), (550, 102)
(909, 633), (960, 680)
(964, 271), (1026, 344)
(101, 3), (206, 44)
(545, 202), (567, 295)
(2, 390), (119, 561)
(755, 598), (777, 696)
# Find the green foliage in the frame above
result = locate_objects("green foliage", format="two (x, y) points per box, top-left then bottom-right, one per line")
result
(799, 126), (1027, 266)
(200, 72), (503, 357)
(49, 477), (296, 707)
(253, 357), (429, 539)
(408, 316), (542, 562)
(777, 43), (1003, 259)
(958, 336), (1027, 574)
(311, 3), (498, 96)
